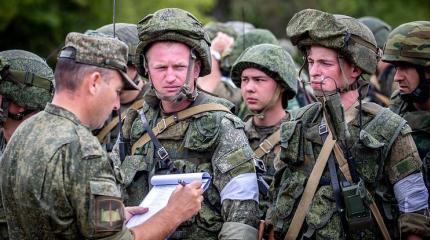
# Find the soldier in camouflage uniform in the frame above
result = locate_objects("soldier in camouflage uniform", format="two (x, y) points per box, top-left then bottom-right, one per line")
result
(111, 8), (260, 239)
(0, 49), (54, 240)
(230, 43), (298, 220)
(383, 21), (430, 195)
(92, 23), (151, 151)
(270, 9), (429, 239)
(359, 16), (396, 106)
(0, 32), (205, 240)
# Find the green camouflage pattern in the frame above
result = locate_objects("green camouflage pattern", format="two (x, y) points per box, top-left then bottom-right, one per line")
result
(244, 114), (289, 220)
(61, 32), (139, 90)
(224, 21), (255, 36)
(221, 29), (279, 74)
(204, 22), (237, 41)
(287, 9), (378, 74)
(0, 128), (7, 240)
(358, 17), (392, 49)
(96, 23), (139, 65)
(382, 21), (430, 67)
(112, 91), (259, 239)
(0, 50), (53, 110)
(270, 101), (422, 239)
(135, 8), (212, 77)
(231, 43), (298, 101)
(0, 103), (132, 239)
(212, 80), (243, 114)
(390, 90), (430, 189)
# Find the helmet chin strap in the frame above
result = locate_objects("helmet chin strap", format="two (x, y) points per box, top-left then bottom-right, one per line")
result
(148, 49), (199, 104)
(251, 86), (283, 119)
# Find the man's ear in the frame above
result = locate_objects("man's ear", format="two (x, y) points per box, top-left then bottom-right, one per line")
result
(86, 71), (103, 95)
(193, 60), (201, 79)
(350, 65), (363, 80)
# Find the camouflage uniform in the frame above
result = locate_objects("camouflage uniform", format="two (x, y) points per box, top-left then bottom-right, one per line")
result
(113, 8), (259, 239)
(383, 21), (430, 195)
(0, 33), (138, 239)
(270, 9), (429, 239)
(230, 43), (299, 219)
(0, 49), (54, 240)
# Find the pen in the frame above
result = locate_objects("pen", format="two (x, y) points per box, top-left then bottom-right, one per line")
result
(178, 180), (186, 186)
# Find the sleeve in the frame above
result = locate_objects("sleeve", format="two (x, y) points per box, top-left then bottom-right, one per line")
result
(65, 139), (133, 239)
(211, 115), (259, 238)
(386, 132), (430, 237)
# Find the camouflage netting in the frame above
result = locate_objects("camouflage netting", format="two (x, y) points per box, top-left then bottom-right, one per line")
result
(382, 21), (430, 67)
(0, 50), (53, 110)
(287, 9), (379, 74)
(135, 8), (212, 77)
(221, 28), (279, 74)
(231, 43), (298, 100)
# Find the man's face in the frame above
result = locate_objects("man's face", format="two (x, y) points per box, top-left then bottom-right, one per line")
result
(307, 45), (356, 92)
(241, 68), (279, 112)
(394, 64), (420, 94)
(92, 70), (123, 129)
(146, 42), (200, 98)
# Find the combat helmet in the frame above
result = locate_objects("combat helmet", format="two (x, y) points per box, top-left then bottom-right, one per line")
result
(382, 21), (430, 67)
(0, 50), (54, 120)
(359, 17), (392, 49)
(287, 9), (379, 75)
(221, 28), (279, 75)
(97, 23), (139, 65)
(135, 8), (211, 77)
(382, 21), (430, 103)
(204, 21), (237, 41)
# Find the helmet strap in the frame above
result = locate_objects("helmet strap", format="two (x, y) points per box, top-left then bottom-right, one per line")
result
(251, 85), (283, 119)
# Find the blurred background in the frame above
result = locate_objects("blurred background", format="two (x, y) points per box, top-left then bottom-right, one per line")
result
(0, 0), (428, 66)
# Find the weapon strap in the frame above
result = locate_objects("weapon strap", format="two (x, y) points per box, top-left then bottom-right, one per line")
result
(97, 98), (145, 142)
(254, 129), (281, 159)
(131, 103), (232, 155)
(285, 131), (335, 240)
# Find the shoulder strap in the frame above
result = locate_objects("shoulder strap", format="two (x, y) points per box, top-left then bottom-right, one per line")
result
(131, 103), (231, 155)
(96, 98), (145, 142)
(254, 129), (281, 159)
(285, 132), (336, 240)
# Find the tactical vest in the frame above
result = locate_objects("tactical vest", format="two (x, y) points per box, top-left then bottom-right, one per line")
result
(120, 91), (251, 239)
(271, 101), (413, 239)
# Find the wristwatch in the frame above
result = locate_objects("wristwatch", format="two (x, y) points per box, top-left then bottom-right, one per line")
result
(211, 50), (221, 61)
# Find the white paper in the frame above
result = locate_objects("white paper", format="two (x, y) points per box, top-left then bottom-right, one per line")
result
(126, 172), (211, 228)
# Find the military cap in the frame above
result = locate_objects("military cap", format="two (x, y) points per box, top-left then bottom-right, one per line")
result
(58, 32), (140, 90)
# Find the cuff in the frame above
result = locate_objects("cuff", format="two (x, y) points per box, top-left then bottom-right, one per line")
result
(398, 211), (430, 237)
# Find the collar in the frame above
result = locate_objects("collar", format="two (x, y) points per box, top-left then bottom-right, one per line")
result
(44, 103), (82, 127)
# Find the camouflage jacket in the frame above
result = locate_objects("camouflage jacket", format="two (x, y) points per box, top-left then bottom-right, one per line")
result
(270, 101), (423, 239)
(114, 90), (259, 240)
(213, 80), (243, 115)
(0, 104), (132, 240)
(390, 90), (430, 188)
(0, 128), (8, 240)
(244, 114), (289, 220)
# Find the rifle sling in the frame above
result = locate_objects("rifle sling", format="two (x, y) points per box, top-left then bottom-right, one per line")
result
(254, 129), (281, 159)
(131, 103), (232, 155)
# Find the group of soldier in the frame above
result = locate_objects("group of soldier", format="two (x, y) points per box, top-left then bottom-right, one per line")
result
(0, 7), (429, 240)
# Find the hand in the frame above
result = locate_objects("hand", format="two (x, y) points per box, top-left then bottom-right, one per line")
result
(165, 181), (204, 223)
(124, 206), (148, 223)
(211, 32), (234, 55)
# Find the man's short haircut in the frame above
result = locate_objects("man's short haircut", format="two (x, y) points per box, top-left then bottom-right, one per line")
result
(54, 58), (114, 92)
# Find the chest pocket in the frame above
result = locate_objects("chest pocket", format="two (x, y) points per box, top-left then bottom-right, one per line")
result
(352, 130), (384, 183)
(184, 112), (220, 151)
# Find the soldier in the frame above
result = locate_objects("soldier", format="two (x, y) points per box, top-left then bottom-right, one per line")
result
(0, 32), (204, 239)
(383, 21), (430, 192)
(270, 9), (429, 239)
(0, 49), (55, 240)
(113, 8), (260, 239)
(359, 16), (396, 106)
(230, 43), (298, 221)
(92, 23), (150, 152)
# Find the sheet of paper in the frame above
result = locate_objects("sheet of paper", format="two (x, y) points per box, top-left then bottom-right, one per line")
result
(126, 172), (211, 229)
